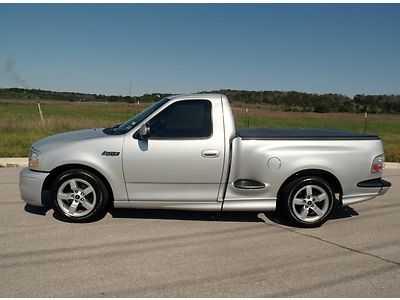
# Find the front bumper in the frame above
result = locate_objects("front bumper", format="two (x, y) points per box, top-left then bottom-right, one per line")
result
(19, 167), (49, 207)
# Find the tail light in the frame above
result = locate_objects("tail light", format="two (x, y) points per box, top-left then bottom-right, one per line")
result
(371, 154), (384, 173)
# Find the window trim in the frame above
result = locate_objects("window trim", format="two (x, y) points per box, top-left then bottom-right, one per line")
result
(145, 99), (214, 140)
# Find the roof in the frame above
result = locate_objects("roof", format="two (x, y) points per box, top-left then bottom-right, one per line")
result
(167, 93), (224, 101)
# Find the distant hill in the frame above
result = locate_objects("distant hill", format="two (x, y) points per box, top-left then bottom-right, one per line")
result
(1, 87), (400, 114)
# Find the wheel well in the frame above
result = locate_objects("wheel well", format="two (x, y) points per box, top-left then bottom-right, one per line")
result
(277, 169), (343, 199)
(42, 164), (115, 205)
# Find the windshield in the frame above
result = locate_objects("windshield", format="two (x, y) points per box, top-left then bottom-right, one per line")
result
(104, 97), (170, 135)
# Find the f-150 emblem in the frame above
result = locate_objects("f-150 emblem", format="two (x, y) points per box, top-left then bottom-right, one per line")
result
(102, 151), (120, 157)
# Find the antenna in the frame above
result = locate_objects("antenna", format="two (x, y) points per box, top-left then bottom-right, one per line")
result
(129, 80), (132, 97)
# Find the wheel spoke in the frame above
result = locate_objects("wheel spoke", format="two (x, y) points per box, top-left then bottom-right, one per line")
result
(69, 201), (79, 214)
(58, 192), (70, 201)
(311, 205), (324, 217)
(306, 186), (313, 197)
(293, 198), (304, 205)
(83, 186), (94, 196)
(316, 192), (327, 202)
(69, 179), (78, 190)
(300, 207), (309, 220)
(81, 199), (94, 210)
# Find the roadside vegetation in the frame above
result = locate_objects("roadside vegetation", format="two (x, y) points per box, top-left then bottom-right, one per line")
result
(1, 99), (400, 162)
(2, 88), (400, 113)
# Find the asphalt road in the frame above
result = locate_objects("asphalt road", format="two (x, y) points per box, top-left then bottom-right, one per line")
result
(0, 168), (399, 297)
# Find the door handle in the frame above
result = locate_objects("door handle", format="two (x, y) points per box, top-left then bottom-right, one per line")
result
(201, 149), (220, 158)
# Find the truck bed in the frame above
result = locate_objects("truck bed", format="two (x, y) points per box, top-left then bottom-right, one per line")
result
(236, 128), (379, 140)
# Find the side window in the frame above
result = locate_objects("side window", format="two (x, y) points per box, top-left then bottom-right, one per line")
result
(148, 100), (212, 139)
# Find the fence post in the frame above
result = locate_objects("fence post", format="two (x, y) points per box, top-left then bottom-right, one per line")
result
(245, 108), (250, 128)
(364, 112), (368, 133)
(37, 99), (45, 126)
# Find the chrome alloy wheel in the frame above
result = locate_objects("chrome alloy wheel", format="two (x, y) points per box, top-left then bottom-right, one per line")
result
(56, 178), (97, 217)
(291, 184), (330, 223)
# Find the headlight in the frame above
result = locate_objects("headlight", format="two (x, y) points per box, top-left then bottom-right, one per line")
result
(29, 148), (40, 169)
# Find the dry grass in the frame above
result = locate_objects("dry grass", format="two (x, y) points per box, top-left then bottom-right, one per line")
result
(1, 100), (400, 162)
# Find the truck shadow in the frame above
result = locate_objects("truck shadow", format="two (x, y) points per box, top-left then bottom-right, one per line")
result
(24, 203), (51, 216)
(331, 206), (359, 219)
(110, 209), (265, 223)
(24, 203), (359, 225)
(24, 203), (264, 223)
(264, 206), (359, 226)
(110, 205), (359, 224)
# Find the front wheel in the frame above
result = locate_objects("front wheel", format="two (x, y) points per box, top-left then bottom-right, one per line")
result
(279, 176), (335, 228)
(50, 169), (109, 222)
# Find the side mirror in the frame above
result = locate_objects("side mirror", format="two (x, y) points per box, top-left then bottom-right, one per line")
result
(136, 124), (150, 140)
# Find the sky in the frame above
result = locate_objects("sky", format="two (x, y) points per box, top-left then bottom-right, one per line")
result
(0, 4), (399, 97)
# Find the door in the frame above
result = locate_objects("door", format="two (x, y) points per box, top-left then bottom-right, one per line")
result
(122, 99), (225, 202)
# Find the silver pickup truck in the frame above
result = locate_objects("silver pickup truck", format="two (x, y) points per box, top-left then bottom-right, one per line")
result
(19, 94), (391, 227)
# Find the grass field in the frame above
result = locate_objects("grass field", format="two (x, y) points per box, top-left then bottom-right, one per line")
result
(1, 100), (400, 162)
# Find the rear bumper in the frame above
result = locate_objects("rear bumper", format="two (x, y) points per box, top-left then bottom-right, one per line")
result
(357, 178), (392, 195)
(19, 168), (49, 207)
(342, 178), (391, 206)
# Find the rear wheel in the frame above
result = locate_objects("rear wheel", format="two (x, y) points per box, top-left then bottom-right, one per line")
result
(50, 169), (109, 222)
(279, 176), (335, 227)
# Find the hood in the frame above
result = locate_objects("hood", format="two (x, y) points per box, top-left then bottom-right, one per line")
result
(32, 128), (107, 151)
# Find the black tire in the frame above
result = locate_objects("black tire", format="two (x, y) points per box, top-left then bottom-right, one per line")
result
(278, 176), (335, 228)
(50, 169), (109, 223)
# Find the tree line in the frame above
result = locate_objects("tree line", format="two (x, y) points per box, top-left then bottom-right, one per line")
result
(211, 89), (400, 114)
(0, 88), (170, 104)
(1, 88), (400, 113)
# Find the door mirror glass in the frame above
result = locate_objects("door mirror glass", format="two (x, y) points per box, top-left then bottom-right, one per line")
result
(139, 124), (149, 138)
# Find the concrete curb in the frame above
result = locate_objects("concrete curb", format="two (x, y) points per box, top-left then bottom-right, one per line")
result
(385, 162), (400, 170)
(0, 157), (28, 168)
(1, 157), (400, 169)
